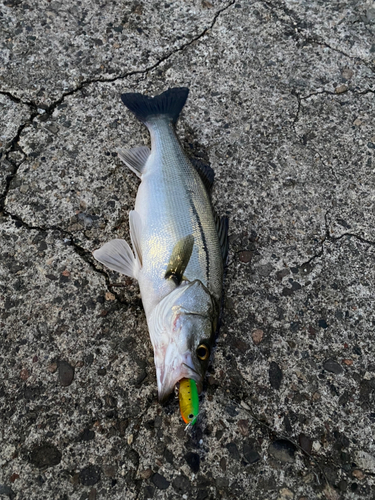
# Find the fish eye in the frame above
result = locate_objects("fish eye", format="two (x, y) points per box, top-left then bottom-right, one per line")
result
(197, 344), (210, 361)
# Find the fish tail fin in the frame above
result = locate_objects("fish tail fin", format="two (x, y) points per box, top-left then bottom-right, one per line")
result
(120, 87), (189, 125)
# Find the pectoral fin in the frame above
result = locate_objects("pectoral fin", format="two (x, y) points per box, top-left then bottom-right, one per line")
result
(93, 239), (139, 278)
(165, 235), (194, 285)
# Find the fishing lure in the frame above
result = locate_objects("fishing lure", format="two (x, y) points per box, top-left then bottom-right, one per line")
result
(179, 378), (199, 426)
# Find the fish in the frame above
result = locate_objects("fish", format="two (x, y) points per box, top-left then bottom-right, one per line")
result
(93, 87), (228, 403)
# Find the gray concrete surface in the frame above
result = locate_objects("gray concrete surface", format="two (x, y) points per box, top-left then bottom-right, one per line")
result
(1, 0), (375, 499)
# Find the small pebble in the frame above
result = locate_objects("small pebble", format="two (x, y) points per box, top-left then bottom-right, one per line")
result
(185, 452), (200, 473)
(354, 450), (375, 473)
(312, 391), (321, 401)
(323, 359), (343, 374)
(277, 487), (294, 499)
(29, 443), (62, 468)
(313, 441), (321, 452)
(48, 362), (58, 373)
(79, 465), (101, 486)
(237, 419), (249, 436)
(252, 329), (264, 345)
(269, 361), (283, 390)
(172, 474), (190, 493)
(352, 469), (365, 480)
(335, 84), (348, 94)
(88, 488), (97, 500)
(269, 439), (296, 463)
(151, 473), (170, 490)
(341, 68), (354, 79)
(239, 250), (252, 263)
(323, 485), (340, 500)
(299, 434), (313, 454)
(103, 465), (116, 477)
(226, 442), (240, 460)
(342, 359), (353, 366)
(20, 368), (30, 381)
(139, 469), (153, 479)
(243, 441), (260, 464)
(58, 360), (75, 386)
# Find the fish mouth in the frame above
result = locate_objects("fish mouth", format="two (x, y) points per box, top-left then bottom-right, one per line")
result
(156, 354), (202, 403)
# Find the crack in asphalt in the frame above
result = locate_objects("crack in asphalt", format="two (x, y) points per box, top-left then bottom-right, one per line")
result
(317, 39), (374, 73)
(0, 0), (235, 109)
(290, 84), (374, 183)
(290, 92), (339, 181)
(330, 231), (375, 246)
(2, 209), (130, 304)
(1, 2), (237, 313)
(299, 210), (375, 269)
(0, 0), (235, 217)
(0, 112), (37, 212)
(261, 0), (374, 73)
(292, 86), (375, 128)
(0, 90), (27, 105)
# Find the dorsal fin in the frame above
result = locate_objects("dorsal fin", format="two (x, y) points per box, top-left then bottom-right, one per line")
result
(190, 158), (215, 192)
(214, 213), (229, 263)
(165, 235), (194, 285)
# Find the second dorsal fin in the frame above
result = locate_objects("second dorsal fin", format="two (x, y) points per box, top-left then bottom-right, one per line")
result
(215, 213), (229, 263)
(190, 158), (215, 192)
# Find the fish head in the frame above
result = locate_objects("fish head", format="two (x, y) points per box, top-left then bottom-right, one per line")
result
(149, 280), (217, 402)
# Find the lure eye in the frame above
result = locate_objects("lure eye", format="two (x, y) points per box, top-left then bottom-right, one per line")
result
(197, 344), (210, 361)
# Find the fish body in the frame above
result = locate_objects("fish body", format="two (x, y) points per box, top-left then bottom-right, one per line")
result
(94, 88), (228, 402)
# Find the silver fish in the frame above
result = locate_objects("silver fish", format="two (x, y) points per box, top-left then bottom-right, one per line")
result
(93, 88), (228, 402)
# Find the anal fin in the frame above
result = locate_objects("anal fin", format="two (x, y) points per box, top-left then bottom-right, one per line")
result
(118, 146), (150, 178)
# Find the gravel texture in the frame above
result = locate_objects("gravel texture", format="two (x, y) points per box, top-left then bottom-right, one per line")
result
(1, 0), (375, 499)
